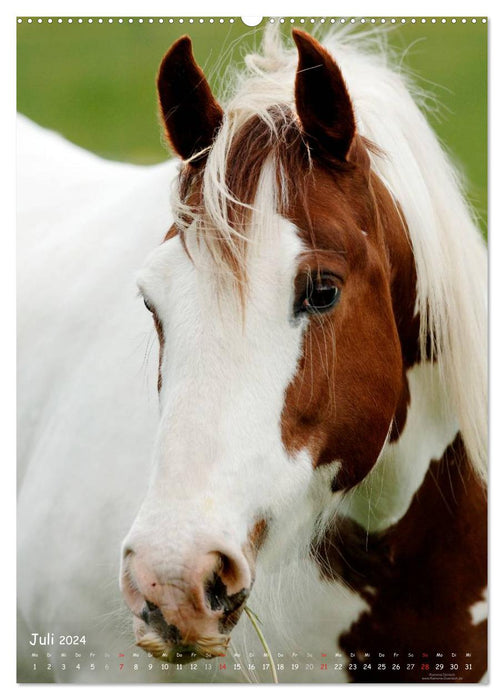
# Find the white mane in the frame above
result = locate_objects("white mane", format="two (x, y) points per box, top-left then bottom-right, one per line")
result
(176, 25), (487, 485)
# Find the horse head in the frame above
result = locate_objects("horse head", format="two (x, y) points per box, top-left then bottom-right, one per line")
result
(120, 30), (419, 662)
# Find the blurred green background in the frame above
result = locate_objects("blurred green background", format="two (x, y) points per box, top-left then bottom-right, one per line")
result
(17, 17), (487, 233)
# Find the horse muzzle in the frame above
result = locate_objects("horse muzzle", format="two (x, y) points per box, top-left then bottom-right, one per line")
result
(120, 547), (252, 661)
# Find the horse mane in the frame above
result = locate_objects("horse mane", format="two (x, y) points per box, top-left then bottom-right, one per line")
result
(172, 25), (488, 486)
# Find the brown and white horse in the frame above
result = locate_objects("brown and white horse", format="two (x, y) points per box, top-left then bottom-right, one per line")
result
(17, 27), (487, 684)
(120, 29), (487, 682)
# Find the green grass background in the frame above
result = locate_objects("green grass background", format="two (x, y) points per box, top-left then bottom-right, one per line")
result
(17, 17), (487, 233)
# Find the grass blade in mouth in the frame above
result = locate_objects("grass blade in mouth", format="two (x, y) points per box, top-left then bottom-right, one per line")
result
(244, 606), (278, 684)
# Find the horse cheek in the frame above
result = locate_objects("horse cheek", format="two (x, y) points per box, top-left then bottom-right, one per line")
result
(329, 298), (403, 489)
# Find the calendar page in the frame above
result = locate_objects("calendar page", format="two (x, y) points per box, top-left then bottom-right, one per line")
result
(17, 15), (488, 684)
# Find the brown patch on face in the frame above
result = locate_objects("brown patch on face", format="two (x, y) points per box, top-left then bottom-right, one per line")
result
(280, 148), (415, 488)
(313, 433), (487, 682)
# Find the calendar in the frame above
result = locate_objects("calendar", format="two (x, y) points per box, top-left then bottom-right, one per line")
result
(17, 14), (488, 684)
(24, 641), (479, 683)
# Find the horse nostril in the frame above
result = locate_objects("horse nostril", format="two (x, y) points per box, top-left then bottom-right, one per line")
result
(206, 552), (251, 615)
(204, 569), (249, 616)
(141, 599), (160, 624)
(204, 572), (228, 612)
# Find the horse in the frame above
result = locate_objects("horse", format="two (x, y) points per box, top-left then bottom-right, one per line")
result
(17, 27), (487, 683)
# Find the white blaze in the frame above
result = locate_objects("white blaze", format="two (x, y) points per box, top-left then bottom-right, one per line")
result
(128, 211), (315, 562)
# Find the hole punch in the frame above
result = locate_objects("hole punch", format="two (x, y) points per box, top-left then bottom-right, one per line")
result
(241, 16), (263, 27)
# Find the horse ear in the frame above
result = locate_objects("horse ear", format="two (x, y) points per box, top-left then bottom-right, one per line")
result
(157, 36), (223, 161)
(293, 30), (355, 162)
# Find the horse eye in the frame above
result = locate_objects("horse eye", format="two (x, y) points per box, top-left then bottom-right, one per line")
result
(295, 275), (341, 316)
(143, 297), (154, 313)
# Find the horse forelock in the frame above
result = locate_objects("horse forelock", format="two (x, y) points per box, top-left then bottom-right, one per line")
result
(171, 103), (313, 293)
(171, 107), (380, 301)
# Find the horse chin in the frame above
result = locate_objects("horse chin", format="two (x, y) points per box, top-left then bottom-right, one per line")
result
(133, 617), (231, 663)
(135, 630), (230, 663)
